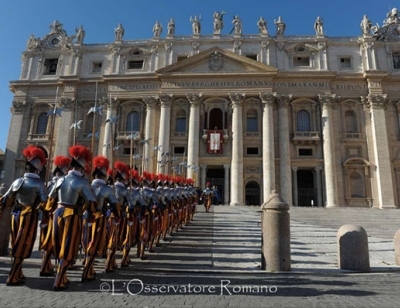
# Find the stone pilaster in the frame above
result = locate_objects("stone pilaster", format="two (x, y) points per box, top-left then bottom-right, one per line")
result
(143, 96), (158, 173)
(315, 166), (323, 207)
(157, 94), (173, 175)
(229, 93), (245, 206)
(186, 93), (202, 180)
(200, 164), (207, 190)
(224, 164), (231, 205)
(362, 94), (395, 208)
(292, 166), (298, 206)
(319, 94), (338, 208)
(277, 94), (292, 206)
(260, 92), (276, 202)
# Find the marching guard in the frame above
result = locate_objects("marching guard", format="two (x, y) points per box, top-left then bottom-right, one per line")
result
(40, 155), (71, 277)
(82, 156), (120, 279)
(107, 161), (132, 271)
(49, 145), (96, 291)
(0, 145), (48, 286)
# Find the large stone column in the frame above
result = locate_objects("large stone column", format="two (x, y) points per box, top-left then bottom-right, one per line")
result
(260, 93), (276, 202)
(224, 164), (230, 205)
(363, 94), (395, 208)
(187, 93), (202, 180)
(102, 97), (118, 164)
(229, 93), (245, 206)
(319, 94), (338, 208)
(143, 96), (158, 173)
(157, 94), (173, 175)
(277, 95), (292, 206)
(54, 97), (75, 157)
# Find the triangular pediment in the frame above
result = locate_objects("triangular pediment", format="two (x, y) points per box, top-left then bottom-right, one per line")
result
(156, 46), (278, 76)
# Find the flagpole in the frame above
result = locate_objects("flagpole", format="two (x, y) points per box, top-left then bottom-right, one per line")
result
(45, 86), (59, 185)
(89, 81), (98, 182)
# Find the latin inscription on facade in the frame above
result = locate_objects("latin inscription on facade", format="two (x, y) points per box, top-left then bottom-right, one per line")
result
(76, 80), (369, 93)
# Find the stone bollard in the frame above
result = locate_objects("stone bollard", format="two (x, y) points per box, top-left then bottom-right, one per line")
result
(394, 229), (400, 265)
(337, 224), (370, 272)
(261, 190), (291, 272)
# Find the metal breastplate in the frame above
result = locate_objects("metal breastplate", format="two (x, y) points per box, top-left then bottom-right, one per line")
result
(115, 184), (134, 206)
(14, 176), (47, 205)
(56, 174), (94, 206)
(92, 182), (118, 211)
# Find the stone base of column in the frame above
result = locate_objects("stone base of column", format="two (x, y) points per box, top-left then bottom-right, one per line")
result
(229, 202), (245, 206)
(379, 204), (396, 209)
(326, 203), (339, 208)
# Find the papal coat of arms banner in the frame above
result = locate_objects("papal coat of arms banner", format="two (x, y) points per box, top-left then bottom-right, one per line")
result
(207, 130), (223, 154)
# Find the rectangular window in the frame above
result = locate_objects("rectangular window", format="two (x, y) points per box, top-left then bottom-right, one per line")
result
(43, 58), (59, 75)
(293, 56), (310, 67)
(91, 61), (102, 73)
(393, 52), (400, 69)
(174, 146), (185, 154)
(339, 57), (352, 69)
(246, 118), (258, 132)
(128, 60), (144, 70)
(246, 54), (258, 61)
(299, 148), (313, 156)
(246, 147), (259, 155)
(175, 118), (186, 133)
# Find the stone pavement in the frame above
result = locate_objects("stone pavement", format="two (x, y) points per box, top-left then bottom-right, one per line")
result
(0, 204), (400, 308)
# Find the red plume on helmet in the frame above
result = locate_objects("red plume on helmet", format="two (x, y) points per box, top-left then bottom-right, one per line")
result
(69, 145), (91, 169)
(92, 156), (110, 177)
(23, 145), (47, 172)
(114, 161), (129, 181)
(131, 169), (141, 185)
(53, 155), (71, 175)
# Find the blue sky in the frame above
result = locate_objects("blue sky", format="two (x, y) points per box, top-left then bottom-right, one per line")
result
(0, 0), (396, 152)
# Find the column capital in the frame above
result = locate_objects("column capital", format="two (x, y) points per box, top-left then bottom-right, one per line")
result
(291, 166), (298, 172)
(361, 94), (388, 110)
(260, 92), (276, 106)
(314, 166), (322, 171)
(143, 96), (159, 108)
(159, 94), (173, 107)
(229, 93), (245, 105)
(318, 94), (337, 109)
(276, 94), (292, 108)
(186, 93), (203, 105)
(223, 164), (231, 170)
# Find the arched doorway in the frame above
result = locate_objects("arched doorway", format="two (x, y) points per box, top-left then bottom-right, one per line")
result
(208, 108), (223, 130)
(245, 181), (261, 205)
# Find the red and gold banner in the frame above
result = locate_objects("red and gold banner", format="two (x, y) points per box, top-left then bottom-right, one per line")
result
(207, 130), (223, 154)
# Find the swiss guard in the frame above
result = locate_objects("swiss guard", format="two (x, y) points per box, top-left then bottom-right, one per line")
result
(106, 161), (132, 272)
(40, 155), (71, 277)
(0, 145), (48, 286)
(82, 156), (120, 280)
(49, 145), (96, 291)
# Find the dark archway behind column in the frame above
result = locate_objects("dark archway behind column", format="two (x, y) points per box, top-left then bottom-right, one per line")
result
(245, 181), (260, 205)
(297, 169), (317, 206)
(206, 166), (224, 204)
(209, 108), (223, 130)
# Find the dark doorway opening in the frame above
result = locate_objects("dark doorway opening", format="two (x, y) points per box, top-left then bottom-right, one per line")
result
(245, 181), (261, 206)
(297, 169), (317, 206)
(206, 166), (224, 204)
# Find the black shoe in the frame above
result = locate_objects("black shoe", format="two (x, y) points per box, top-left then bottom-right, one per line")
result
(53, 285), (68, 291)
(40, 271), (54, 277)
(6, 280), (25, 286)
(81, 276), (96, 282)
